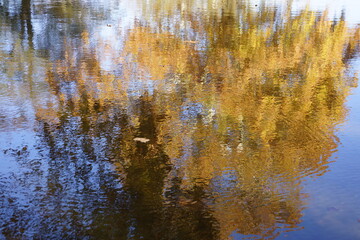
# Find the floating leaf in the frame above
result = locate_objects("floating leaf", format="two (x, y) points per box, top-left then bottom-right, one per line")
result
(134, 137), (150, 143)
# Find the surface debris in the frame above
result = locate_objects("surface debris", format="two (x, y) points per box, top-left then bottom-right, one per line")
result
(134, 137), (150, 143)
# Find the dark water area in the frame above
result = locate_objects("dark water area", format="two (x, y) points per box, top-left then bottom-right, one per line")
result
(0, 0), (360, 239)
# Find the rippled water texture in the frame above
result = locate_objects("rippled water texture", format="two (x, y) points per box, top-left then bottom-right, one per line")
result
(0, 0), (360, 239)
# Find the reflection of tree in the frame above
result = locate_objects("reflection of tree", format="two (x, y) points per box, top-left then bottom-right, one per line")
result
(30, 92), (218, 239)
(0, 0), (105, 59)
(0, 0), (33, 45)
(2, 1), (359, 239)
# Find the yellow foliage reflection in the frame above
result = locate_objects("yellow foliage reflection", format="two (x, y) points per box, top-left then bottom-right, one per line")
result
(36, 2), (359, 239)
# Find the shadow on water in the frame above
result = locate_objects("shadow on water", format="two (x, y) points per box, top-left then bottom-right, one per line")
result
(0, 0), (359, 239)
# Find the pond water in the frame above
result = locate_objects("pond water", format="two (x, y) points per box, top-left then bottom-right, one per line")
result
(0, 0), (359, 239)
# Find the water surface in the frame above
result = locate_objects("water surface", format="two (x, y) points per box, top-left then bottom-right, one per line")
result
(0, 0), (360, 239)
